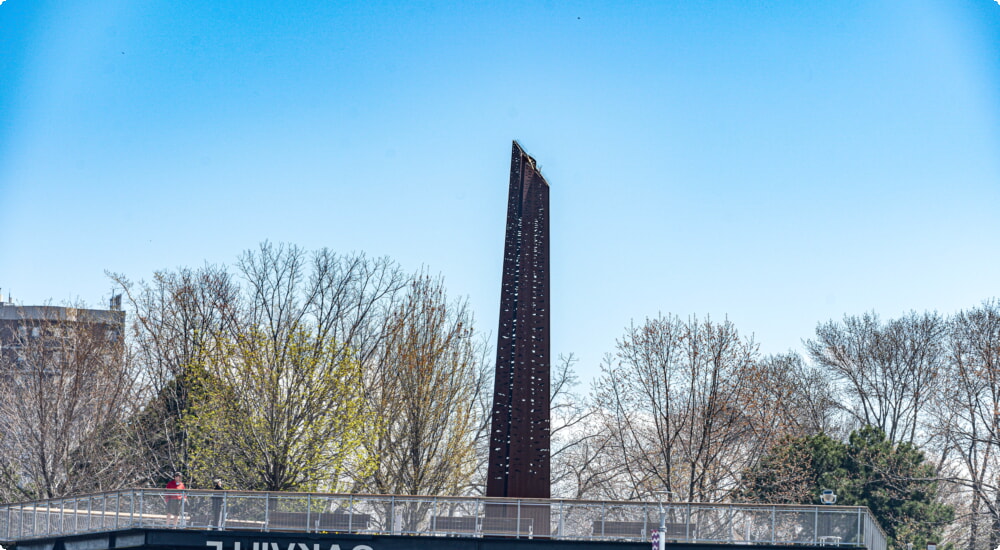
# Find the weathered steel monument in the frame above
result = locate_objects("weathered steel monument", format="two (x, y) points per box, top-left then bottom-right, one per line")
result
(487, 141), (552, 502)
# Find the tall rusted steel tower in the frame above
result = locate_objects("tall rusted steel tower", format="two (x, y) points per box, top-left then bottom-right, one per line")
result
(487, 141), (551, 505)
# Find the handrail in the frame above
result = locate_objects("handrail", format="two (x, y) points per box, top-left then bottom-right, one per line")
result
(0, 489), (887, 550)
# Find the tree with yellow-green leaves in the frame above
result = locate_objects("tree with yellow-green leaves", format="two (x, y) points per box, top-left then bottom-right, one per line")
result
(183, 328), (370, 492)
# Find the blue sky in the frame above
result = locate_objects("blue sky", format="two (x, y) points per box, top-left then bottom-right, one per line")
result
(2, 0), (998, 382)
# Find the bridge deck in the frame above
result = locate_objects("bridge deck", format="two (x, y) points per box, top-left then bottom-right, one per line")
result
(0, 489), (886, 550)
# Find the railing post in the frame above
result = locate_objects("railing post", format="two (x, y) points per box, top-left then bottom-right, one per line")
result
(642, 504), (652, 537)
(474, 497), (481, 536)
(728, 504), (734, 543)
(601, 500), (606, 537)
(432, 497), (437, 535)
(221, 492), (228, 530)
(178, 490), (186, 528)
(815, 506), (819, 545)
(348, 495), (354, 532)
(516, 499), (522, 539)
(857, 507), (862, 547)
(687, 503), (692, 541)
(770, 506), (776, 544)
(559, 500), (565, 539)
(264, 493), (270, 532)
(349, 494), (355, 532)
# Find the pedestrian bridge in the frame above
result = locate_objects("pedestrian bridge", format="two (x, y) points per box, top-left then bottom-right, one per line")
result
(0, 489), (887, 550)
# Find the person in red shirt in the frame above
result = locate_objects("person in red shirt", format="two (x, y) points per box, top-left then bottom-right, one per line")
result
(165, 472), (186, 526)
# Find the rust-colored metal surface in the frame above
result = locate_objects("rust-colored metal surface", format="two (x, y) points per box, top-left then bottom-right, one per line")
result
(487, 141), (551, 507)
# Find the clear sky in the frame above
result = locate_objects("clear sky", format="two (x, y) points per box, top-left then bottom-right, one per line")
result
(2, 0), (998, 382)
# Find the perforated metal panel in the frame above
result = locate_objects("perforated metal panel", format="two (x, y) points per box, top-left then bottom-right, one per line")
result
(487, 142), (551, 508)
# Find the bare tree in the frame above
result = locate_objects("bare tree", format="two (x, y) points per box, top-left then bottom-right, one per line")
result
(592, 315), (777, 502)
(0, 305), (139, 501)
(757, 352), (846, 438)
(353, 273), (487, 497)
(935, 301), (1000, 550)
(807, 311), (946, 445)
(548, 354), (605, 499)
(308, 248), (408, 368)
(549, 414), (620, 500)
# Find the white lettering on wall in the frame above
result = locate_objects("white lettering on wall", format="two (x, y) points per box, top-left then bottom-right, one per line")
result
(207, 542), (372, 550)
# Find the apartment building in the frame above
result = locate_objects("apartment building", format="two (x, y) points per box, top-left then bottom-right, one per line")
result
(0, 294), (125, 369)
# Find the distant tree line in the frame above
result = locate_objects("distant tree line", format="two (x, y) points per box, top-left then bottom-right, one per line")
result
(1, 242), (998, 550)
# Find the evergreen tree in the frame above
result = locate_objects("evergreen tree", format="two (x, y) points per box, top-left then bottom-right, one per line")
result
(838, 426), (953, 549)
(741, 426), (953, 549)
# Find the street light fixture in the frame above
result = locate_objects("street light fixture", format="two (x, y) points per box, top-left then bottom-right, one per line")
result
(655, 491), (676, 550)
(818, 490), (838, 545)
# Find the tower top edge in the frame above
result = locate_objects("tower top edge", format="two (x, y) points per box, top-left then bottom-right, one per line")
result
(512, 140), (550, 187)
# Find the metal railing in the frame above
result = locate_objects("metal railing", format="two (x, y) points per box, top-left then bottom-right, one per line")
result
(0, 489), (887, 550)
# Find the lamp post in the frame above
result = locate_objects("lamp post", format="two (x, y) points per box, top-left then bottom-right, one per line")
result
(655, 491), (676, 550)
(819, 490), (837, 545)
